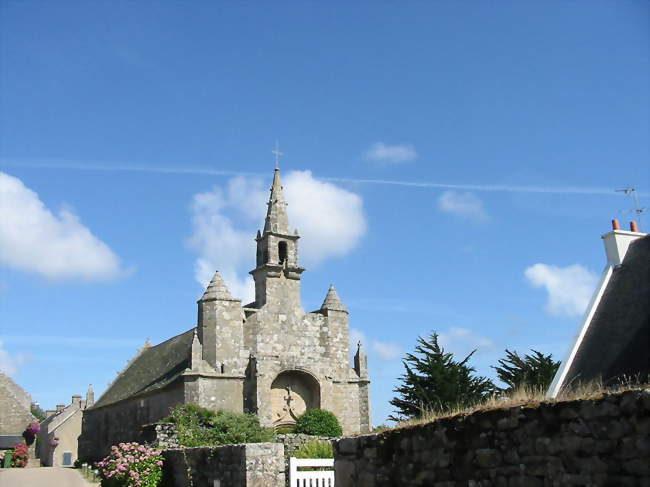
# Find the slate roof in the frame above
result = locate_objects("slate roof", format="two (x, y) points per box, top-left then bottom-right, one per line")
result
(562, 234), (650, 386)
(0, 435), (23, 449)
(92, 328), (194, 409)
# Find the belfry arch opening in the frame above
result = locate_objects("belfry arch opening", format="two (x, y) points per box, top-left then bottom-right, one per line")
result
(270, 370), (320, 428)
(278, 241), (288, 265)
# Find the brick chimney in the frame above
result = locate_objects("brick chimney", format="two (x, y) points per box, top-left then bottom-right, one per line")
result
(602, 219), (644, 266)
(56, 404), (65, 413)
(71, 394), (82, 407)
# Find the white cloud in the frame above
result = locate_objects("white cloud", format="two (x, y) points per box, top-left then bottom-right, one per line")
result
(0, 340), (29, 376)
(372, 341), (403, 360)
(0, 172), (127, 280)
(187, 171), (367, 302)
(437, 327), (495, 358)
(437, 190), (488, 221)
(524, 263), (598, 317)
(364, 142), (417, 165)
(350, 328), (403, 361)
(284, 171), (367, 265)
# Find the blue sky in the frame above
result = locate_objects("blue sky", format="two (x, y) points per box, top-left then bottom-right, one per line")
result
(0, 1), (648, 425)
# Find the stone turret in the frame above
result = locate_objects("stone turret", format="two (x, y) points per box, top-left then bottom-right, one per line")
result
(250, 168), (304, 308)
(86, 385), (94, 407)
(197, 271), (243, 371)
(321, 285), (347, 313)
(354, 341), (368, 379)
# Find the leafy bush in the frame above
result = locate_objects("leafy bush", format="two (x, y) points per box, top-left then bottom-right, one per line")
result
(294, 409), (342, 437)
(294, 440), (333, 459)
(96, 442), (163, 487)
(164, 404), (275, 447)
(11, 444), (29, 468)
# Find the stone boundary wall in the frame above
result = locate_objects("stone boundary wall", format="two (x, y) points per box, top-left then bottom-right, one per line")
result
(160, 442), (284, 487)
(334, 388), (650, 486)
(141, 423), (179, 449)
(276, 433), (334, 486)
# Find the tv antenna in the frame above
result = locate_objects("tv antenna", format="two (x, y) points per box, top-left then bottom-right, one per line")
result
(615, 187), (645, 231)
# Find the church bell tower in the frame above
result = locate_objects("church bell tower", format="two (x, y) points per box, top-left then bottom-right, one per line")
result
(250, 168), (304, 308)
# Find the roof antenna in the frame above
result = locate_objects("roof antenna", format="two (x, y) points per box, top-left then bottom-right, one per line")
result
(615, 187), (645, 232)
(271, 140), (283, 169)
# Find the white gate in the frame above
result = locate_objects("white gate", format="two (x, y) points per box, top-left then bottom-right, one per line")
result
(289, 457), (335, 487)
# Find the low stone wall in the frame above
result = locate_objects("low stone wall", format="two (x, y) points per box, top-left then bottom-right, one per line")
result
(276, 433), (334, 485)
(161, 442), (285, 487)
(334, 388), (650, 486)
(141, 423), (179, 449)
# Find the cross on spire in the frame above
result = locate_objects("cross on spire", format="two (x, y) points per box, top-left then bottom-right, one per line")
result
(271, 140), (283, 169)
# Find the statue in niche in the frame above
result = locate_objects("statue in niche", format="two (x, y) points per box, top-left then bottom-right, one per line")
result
(270, 371), (318, 428)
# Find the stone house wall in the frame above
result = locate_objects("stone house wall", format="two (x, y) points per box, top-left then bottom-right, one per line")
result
(160, 443), (285, 487)
(334, 388), (650, 486)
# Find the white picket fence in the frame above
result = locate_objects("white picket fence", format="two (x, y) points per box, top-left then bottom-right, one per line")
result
(289, 457), (335, 487)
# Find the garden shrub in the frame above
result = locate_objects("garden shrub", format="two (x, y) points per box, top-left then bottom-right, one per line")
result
(294, 409), (342, 437)
(164, 404), (275, 447)
(294, 440), (333, 459)
(96, 442), (163, 487)
(11, 444), (29, 468)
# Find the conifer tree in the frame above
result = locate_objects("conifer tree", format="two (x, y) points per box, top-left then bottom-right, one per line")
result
(389, 332), (497, 421)
(492, 349), (560, 392)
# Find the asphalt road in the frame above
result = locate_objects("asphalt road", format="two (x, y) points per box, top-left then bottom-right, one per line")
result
(0, 467), (99, 487)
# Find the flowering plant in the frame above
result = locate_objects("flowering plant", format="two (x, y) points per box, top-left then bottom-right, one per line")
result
(11, 444), (29, 468)
(25, 422), (40, 435)
(96, 442), (163, 487)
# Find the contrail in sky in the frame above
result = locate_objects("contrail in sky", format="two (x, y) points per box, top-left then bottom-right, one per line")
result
(2, 160), (644, 196)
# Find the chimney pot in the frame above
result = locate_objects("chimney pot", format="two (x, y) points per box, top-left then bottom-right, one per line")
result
(612, 219), (620, 230)
(630, 221), (639, 232)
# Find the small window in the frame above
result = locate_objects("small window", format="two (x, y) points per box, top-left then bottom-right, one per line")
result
(62, 451), (73, 466)
(278, 241), (288, 265)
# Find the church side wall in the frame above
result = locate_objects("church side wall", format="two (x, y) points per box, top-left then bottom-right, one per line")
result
(184, 375), (244, 413)
(79, 384), (184, 461)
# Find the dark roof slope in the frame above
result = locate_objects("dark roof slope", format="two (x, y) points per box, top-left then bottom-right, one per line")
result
(92, 328), (194, 409)
(564, 235), (650, 386)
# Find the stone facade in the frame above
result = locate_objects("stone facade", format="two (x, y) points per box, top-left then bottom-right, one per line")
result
(38, 387), (94, 467)
(0, 373), (35, 443)
(160, 443), (285, 487)
(334, 388), (650, 486)
(80, 168), (370, 460)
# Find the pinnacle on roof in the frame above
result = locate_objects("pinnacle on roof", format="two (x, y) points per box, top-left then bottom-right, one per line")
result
(263, 168), (290, 235)
(200, 271), (236, 301)
(321, 284), (347, 312)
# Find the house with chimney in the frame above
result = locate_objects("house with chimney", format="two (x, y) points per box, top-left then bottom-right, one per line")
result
(79, 168), (371, 460)
(37, 386), (94, 467)
(548, 220), (649, 397)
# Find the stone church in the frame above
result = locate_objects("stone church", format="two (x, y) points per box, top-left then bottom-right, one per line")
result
(80, 168), (370, 459)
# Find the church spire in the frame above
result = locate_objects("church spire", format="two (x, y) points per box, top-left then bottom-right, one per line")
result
(321, 284), (347, 313)
(263, 168), (290, 235)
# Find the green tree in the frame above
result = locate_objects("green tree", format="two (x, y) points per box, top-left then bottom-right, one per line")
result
(389, 332), (497, 421)
(492, 349), (560, 392)
(30, 403), (46, 421)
